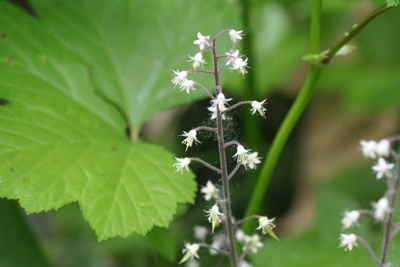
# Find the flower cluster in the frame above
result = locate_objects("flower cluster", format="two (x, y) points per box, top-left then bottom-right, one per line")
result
(172, 30), (276, 266)
(339, 136), (400, 266)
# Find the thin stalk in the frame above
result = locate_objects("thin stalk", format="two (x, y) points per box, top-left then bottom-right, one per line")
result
(357, 236), (380, 266)
(189, 158), (221, 174)
(380, 159), (400, 265)
(212, 35), (239, 267)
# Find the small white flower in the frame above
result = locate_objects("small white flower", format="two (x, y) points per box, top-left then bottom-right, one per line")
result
(179, 243), (200, 264)
(181, 130), (200, 151)
(193, 226), (208, 242)
(179, 79), (196, 94)
(205, 205), (223, 233)
(373, 197), (390, 220)
(239, 260), (253, 267)
(231, 57), (248, 76)
(244, 234), (263, 254)
(185, 260), (200, 267)
(209, 234), (225, 255)
(229, 29), (243, 43)
(372, 157), (394, 179)
(376, 139), (390, 158)
(173, 158), (191, 174)
(193, 32), (210, 50)
(235, 229), (245, 242)
(207, 105), (227, 120)
(225, 50), (240, 65)
(341, 210), (360, 229)
(189, 53), (206, 69)
(339, 233), (358, 251)
(172, 70), (188, 86)
(360, 140), (377, 159)
(211, 93), (232, 111)
(233, 145), (250, 167)
(256, 216), (276, 235)
(250, 100), (267, 118)
(245, 152), (261, 170)
(200, 180), (219, 200)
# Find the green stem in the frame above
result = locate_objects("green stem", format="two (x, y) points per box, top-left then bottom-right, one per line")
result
(243, 0), (323, 233)
(243, 1), (393, 234)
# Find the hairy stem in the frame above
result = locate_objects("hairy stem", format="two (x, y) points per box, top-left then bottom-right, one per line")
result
(212, 34), (238, 267)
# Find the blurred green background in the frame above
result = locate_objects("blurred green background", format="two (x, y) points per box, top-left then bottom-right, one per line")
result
(1, 0), (400, 266)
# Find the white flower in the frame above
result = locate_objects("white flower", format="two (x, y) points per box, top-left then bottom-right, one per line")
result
(372, 157), (394, 179)
(185, 260), (200, 267)
(256, 216), (276, 235)
(193, 32), (210, 50)
(250, 100), (267, 118)
(239, 260), (252, 267)
(173, 158), (191, 174)
(360, 140), (377, 159)
(193, 226), (208, 242)
(200, 180), (219, 200)
(235, 229), (245, 242)
(245, 152), (261, 169)
(179, 243), (200, 264)
(373, 197), (390, 220)
(181, 130), (200, 151)
(205, 205), (223, 233)
(189, 52), (206, 69)
(229, 29), (243, 43)
(376, 139), (390, 158)
(211, 93), (232, 111)
(172, 70), (188, 86)
(339, 233), (358, 251)
(233, 145), (250, 167)
(341, 210), (360, 229)
(225, 50), (240, 65)
(231, 57), (248, 76)
(209, 234), (225, 255)
(207, 105), (226, 120)
(244, 234), (263, 254)
(179, 79), (196, 94)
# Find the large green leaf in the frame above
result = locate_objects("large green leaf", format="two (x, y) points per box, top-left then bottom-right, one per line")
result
(0, 0), (240, 240)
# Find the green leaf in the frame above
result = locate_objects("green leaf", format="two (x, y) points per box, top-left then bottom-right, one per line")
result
(0, 0), (240, 240)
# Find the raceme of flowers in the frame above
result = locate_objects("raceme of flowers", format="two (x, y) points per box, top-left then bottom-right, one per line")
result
(171, 30), (276, 266)
(339, 136), (400, 267)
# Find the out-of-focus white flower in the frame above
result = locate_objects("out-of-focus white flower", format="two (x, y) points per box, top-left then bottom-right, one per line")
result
(235, 229), (245, 242)
(193, 226), (208, 242)
(250, 100), (267, 118)
(205, 205), (223, 233)
(200, 180), (219, 200)
(376, 139), (391, 158)
(225, 50), (239, 65)
(245, 152), (261, 170)
(229, 29), (243, 43)
(189, 53), (206, 69)
(173, 158), (191, 174)
(341, 210), (360, 229)
(339, 234), (358, 251)
(233, 145), (250, 167)
(179, 243), (200, 264)
(179, 79), (196, 94)
(373, 197), (391, 220)
(172, 70), (188, 86)
(372, 157), (394, 179)
(231, 57), (248, 76)
(207, 105), (227, 120)
(239, 260), (253, 267)
(360, 140), (377, 159)
(211, 93), (232, 111)
(256, 216), (276, 235)
(244, 234), (263, 254)
(209, 234), (225, 255)
(193, 32), (210, 50)
(185, 260), (200, 267)
(181, 130), (200, 151)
